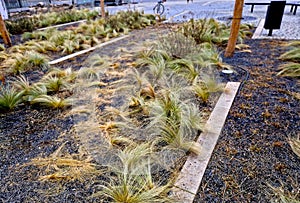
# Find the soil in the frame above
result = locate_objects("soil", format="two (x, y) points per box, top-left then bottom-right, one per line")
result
(0, 23), (299, 202)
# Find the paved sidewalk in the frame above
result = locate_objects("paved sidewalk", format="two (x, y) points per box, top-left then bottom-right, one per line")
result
(242, 3), (300, 40)
(100, 0), (300, 40)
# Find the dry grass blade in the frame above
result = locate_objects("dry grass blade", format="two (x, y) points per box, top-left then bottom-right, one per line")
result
(279, 48), (300, 63)
(288, 135), (300, 158)
(0, 44), (5, 51)
(277, 63), (300, 77)
(267, 182), (300, 203)
(27, 143), (99, 182)
(87, 55), (110, 69)
(235, 43), (252, 53)
(31, 95), (72, 109)
(10, 75), (31, 93)
(97, 177), (172, 203)
(99, 121), (134, 147)
(46, 67), (77, 82)
(284, 41), (300, 47)
(94, 170), (173, 203)
(290, 92), (300, 100)
(140, 84), (156, 99)
(92, 144), (173, 203)
(235, 43), (250, 50)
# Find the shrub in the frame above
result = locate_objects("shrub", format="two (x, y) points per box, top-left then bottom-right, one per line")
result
(3, 51), (49, 74)
(278, 42), (300, 78)
(0, 86), (23, 111)
(26, 51), (50, 71)
(178, 18), (250, 46)
(157, 32), (201, 59)
(193, 74), (224, 103)
(92, 143), (173, 203)
(5, 9), (99, 35)
(2, 53), (27, 74)
(5, 18), (36, 35)
(41, 76), (70, 93)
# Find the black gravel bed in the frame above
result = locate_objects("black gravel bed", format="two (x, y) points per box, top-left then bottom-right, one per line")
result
(195, 39), (300, 202)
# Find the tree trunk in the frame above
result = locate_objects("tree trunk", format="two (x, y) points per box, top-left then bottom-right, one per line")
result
(100, 0), (105, 18)
(0, 15), (11, 47)
(224, 0), (244, 57)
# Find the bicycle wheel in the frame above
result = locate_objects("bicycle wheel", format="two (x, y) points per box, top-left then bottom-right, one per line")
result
(153, 3), (165, 15)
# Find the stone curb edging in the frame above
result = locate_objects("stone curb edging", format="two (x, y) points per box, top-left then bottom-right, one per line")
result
(252, 18), (265, 39)
(49, 35), (129, 65)
(172, 82), (241, 203)
(37, 20), (87, 31)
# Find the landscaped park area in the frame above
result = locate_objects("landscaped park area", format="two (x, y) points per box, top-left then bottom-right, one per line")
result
(0, 0), (299, 202)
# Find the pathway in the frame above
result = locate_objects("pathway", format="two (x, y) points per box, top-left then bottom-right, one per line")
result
(98, 0), (300, 39)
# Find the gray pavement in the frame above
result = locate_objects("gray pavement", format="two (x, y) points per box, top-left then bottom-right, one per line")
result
(96, 0), (300, 40)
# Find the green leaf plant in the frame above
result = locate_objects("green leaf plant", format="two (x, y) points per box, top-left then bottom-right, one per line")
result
(31, 95), (72, 109)
(278, 42), (300, 78)
(2, 51), (49, 74)
(192, 73), (224, 104)
(40, 75), (71, 93)
(0, 85), (24, 111)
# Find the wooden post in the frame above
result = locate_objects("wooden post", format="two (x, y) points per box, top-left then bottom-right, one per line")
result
(0, 14), (11, 47)
(100, 0), (105, 18)
(224, 0), (244, 57)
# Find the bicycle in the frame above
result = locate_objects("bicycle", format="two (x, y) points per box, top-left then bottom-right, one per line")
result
(153, 0), (166, 15)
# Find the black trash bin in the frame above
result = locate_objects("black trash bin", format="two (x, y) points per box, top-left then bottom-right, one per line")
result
(264, 1), (286, 36)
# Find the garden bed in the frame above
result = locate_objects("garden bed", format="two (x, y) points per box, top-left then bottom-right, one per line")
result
(0, 17), (299, 202)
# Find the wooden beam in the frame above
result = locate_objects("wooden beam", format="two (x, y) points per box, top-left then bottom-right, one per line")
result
(224, 0), (244, 57)
(100, 0), (105, 18)
(0, 14), (11, 47)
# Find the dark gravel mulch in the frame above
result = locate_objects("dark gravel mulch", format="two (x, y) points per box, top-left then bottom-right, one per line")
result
(195, 39), (300, 202)
(0, 24), (299, 202)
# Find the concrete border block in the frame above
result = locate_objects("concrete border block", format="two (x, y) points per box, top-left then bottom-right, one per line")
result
(49, 35), (129, 65)
(172, 82), (240, 203)
(252, 18), (265, 39)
